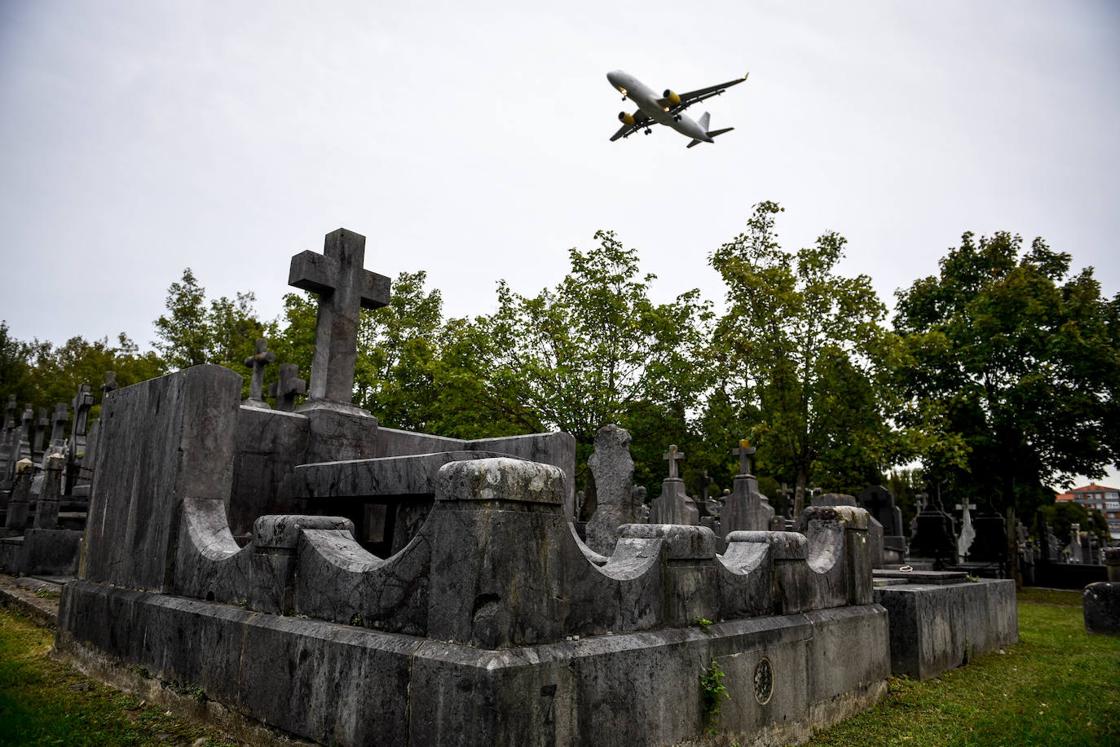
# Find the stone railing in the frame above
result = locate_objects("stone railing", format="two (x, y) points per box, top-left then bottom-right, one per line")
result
(78, 365), (873, 649)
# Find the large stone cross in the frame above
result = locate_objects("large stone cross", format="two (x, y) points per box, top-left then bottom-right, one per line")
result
(663, 444), (685, 480)
(243, 338), (275, 407)
(732, 438), (756, 476)
(289, 229), (390, 408)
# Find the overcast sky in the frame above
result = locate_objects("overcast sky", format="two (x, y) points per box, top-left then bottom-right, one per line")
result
(1, 1), (1118, 478)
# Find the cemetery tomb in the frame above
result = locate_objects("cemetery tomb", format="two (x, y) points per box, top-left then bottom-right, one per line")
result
(53, 229), (892, 746)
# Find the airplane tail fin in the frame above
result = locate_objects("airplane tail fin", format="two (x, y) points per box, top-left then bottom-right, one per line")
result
(687, 113), (734, 147)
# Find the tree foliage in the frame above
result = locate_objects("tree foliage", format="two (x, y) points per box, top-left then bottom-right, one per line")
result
(707, 202), (902, 509)
(894, 231), (1120, 518)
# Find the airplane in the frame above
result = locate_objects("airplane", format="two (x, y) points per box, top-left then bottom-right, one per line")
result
(607, 70), (749, 148)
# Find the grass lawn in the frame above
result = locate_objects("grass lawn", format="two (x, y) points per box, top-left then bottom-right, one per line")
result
(809, 588), (1120, 746)
(1, 588), (1117, 745)
(0, 609), (234, 746)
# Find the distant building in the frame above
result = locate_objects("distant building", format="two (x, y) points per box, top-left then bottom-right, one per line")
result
(1055, 483), (1120, 540)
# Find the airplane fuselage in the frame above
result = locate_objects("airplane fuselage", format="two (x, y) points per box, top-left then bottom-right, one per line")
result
(607, 70), (713, 143)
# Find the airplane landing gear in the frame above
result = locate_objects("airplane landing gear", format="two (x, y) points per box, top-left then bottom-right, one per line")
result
(644, 128), (652, 135)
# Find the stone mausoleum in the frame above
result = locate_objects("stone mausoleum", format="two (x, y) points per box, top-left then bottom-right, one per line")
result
(57, 229), (897, 745)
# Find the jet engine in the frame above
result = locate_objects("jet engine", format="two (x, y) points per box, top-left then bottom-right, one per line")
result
(618, 111), (636, 126)
(662, 89), (682, 107)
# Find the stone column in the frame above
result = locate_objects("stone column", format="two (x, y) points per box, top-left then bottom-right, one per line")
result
(586, 424), (639, 555)
(426, 458), (569, 648)
(33, 453), (64, 529)
(5, 458), (33, 531)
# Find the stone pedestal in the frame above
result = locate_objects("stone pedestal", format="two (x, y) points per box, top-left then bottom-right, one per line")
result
(720, 474), (774, 538)
(1083, 548), (1120, 636)
(649, 477), (698, 525)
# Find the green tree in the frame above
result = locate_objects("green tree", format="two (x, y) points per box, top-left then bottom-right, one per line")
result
(1038, 501), (1109, 544)
(0, 324), (164, 424)
(153, 268), (272, 395)
(153, 268), (210, 370)
(0, 321), (34, 417)
(354, 271), (444, 430)
(709, 202), (902, 511)
(476, 230), (714, 493)
(894, 231), (1120, 521)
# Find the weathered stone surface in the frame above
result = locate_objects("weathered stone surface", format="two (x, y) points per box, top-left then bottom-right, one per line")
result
(82, 365), (242, 591)
(228, 406), (309, 538)
(33, 453), (65, 529)
(15, 528), (82, 575)
(721, 474), (775, 537)
(57, 577), (889, 747)
(874, 579), (1018, 679)
(4, 459), (33, 531)
(1083, 581), (1120, 635)
(585, 425), (639, 555)
(649, 478), (699, 525)
(1106, 547), (1120, 583)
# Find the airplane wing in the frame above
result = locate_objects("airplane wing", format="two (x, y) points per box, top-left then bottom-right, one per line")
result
(657, 73), (749, 113)
(609, 111), (653, 142)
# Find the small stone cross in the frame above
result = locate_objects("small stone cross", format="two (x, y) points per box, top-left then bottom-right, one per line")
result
(663, 444), (685, 480)
(289, 229), (390, 407)
(71, 383), (93, 436)
(954, 501), (976, 514)
(48, 403), (69, 446)
(102, 371), (117, 396)
(243, 338), (276, 406)
(34, 408), (49, 452)
(779, 483), (793, 501)
(732, 437), (756, 476)
(269, 363), (307, 412)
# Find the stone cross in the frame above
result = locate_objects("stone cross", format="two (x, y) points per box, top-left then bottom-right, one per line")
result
(48, 403), (69, 451)
(732, 438), (756, 476)
(243, 338), (276, 408)
(102, 371), (118, 396)
(15, 405), (33, 462)
(289, 229), (390, 408)
(269, 363), (307, 412)
(954, 501), (976, 514)
(71, 383), (93, 436)
(33, 407), (48, 455)
(3, 395), (14, 429)
(663, 444), (685, 480)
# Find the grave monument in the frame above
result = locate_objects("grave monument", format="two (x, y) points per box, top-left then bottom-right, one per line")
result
(55, 227), (891, 746)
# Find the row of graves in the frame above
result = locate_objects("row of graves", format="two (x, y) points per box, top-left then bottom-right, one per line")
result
(2, 228), (1020, 745)
(575, 426), (1017, 683)
(0, 373), (118, 576)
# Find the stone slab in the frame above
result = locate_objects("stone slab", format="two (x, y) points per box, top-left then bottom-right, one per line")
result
(1083, 582), (1120, 635)
(873, 569), (968, 585)
(57, 578), (889, 747)
(83, 365), (242, 592)
(874, 579), (1018, 679)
